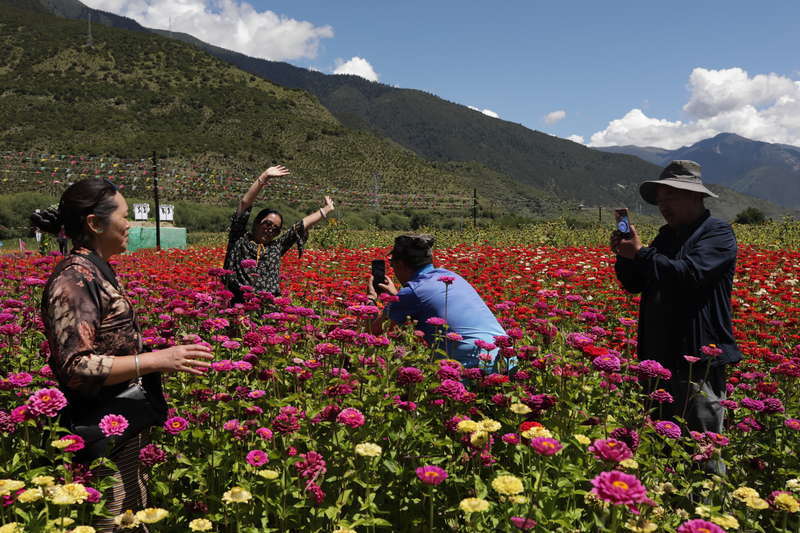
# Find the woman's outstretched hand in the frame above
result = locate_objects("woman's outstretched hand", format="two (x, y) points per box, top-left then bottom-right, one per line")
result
(322, 195), (335, 214)
(152, 344), (214, 376)
(258, 165), (290, 184)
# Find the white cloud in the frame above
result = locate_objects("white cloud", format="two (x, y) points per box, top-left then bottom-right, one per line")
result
(566, 134), (585, 144)
(544, 110), (566, 125)
(82, 0), (334, 61)
(590, 67), (800, 149)
(468, 106), (500, 118)
(333, 56), (379, 81)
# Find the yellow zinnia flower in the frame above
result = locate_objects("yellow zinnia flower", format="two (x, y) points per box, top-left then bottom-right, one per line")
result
(456, 420), (479, 433)
(355, 442), (382, 457)
(478, 419), (502, 432)
(188, 518), (213, 531)
(17, 487), (43, 503)
(574, 434), (591, 445)
(72, 527), (96, 533)
(0, 522), (23, 533)
(0, 480), (24, 497)
(746, 497), (769, 510)
(48, 516), (75, 528)
(492, 475), (524, 495)
(32, 476), (55, 487)
(113, 510), (141, 529)
(521, 427), (552, 439)
(49, 483), (88, 505)
(51, 438), (74, 450)
(732, 486), (760, 502)
(257, 469), (280, 480)
(459, 497), (490, 513)
(222, 486), (252, 504)
(510, 403), (532, 415)
(711, 514), (740, 529)
(620, 459), (639, 470)
(470, 431), (489, 447)
(774, 493), (800, 513)
(135, 508), (169, 523)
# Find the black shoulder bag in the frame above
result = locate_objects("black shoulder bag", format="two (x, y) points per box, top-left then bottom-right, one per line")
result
(59, 251), (166, 463)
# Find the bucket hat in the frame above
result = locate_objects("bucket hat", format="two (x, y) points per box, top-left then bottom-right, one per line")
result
(639, 160), (719, 205)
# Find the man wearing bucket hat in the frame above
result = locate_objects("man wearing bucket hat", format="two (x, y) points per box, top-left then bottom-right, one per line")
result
(366, 233), (507, 370)
(612, 161), (741, 469)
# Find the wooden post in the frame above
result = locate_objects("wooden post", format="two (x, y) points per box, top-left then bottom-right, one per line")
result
(152, 151), (161, 251)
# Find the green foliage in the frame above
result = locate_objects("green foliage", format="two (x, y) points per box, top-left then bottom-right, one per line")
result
(735, 207), (767, 225)
(0, 192), (57, 239)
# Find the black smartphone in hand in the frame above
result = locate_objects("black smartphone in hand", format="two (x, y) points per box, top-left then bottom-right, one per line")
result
(614, 208), (632, 239)
(371, 259), (386, 295)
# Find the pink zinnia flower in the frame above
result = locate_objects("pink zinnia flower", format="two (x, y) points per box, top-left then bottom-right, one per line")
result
(416, 465), (448, 486)
(27, 388), (67, 417)
(785, 418), (800, 431)
(683, 355), (701, 364)
(314, 343), (341, 356)
(85, 486), (102, 503)
(294, 451), (326, 480)
(649, 389), (674, 404)
(592, 355), (621, 373)
(590, 470), (649, 506)
(588, 438), (633, 463)
(437, 275), (456, 285)
(676, 519), (726, 533)
(139, 443), (167, 466)
(630, 360), (672, 380)
(256, 427), (274, 440)
(529, 437), (563, 456)
(60, 434), (85, 452)
(8, 372), (33, 387)
(700, 345), (723, 358)
(246, 449), (269, 467)
(240, 259), (257, 269)
(336, 408), (365, 428)
(445, 332), (463, 342)
(510, 517), (537, 530)
(654, 421), (682, 439)
(98, 414), (128, 437)
(425, 317), (447, 326)
(164, 416), (189, 435)
(397, 367), (425, 385)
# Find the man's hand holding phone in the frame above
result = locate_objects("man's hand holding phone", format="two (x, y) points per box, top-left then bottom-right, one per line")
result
(611, 208), (642, 259)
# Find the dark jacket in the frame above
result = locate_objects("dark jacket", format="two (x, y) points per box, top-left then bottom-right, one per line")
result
(615, 211), (742, 370)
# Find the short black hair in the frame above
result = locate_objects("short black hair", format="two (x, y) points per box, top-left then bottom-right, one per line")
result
(252, 208), (283, 234)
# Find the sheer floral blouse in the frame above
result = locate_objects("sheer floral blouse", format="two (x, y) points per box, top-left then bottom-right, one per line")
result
(41, 248), (165, 415)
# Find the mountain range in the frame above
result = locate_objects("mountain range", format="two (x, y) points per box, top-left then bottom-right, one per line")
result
(1, 0), (795, 221)
(597, 134), (800, 209)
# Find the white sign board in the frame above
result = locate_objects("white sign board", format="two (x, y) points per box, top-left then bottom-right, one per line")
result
(159, 204), (175, 222)
(133, 203), (150, 221)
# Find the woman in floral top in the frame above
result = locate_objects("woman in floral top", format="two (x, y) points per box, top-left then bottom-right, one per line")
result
(33, 178), (214, 531)
(223, 165), (335, 302)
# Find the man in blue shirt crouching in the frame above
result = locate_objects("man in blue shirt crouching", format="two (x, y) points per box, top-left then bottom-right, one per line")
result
(367, 233), (506, 369)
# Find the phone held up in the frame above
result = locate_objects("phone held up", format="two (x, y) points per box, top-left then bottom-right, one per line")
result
(371, 259), (386, 295)
(614, 208), (632, 239)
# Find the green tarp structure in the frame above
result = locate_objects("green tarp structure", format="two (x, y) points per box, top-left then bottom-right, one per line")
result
(127, 226), (187, 252)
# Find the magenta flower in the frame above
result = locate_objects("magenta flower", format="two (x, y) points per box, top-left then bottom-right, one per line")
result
(700, 345), (723, 358)
(27, 388), (67, 417)
(98, 414), (128, 437)
(8, 372), (33, 387)
(85, 486), (102, 503)
(336, 408), (365, 428)
(677, 519), (726, 533)
(246, 449), (269, 467)
(529, 437), (563, 456)
(654, 421), (682, 439)
(139, 443), (167, 466)
(592, 355), (621, 373)
(416, 465), (448, 486)
(240, 259), (257, 269)
(740, 397), (765, 412)
(630, 360), (672, 380)
(314, 343), (341, 356)
(649, 389), (674, 404)
(60, 434), (85, 452)
(437, 275), (456, 285)
(164, 416), (189, 435)
(294, 451), (327, 480)
(683, 355), (701, 364)
(445, 332), (463, 342)
(509, 517), (537, 530)
(397, 366), (425, 385)
(590, 470), (650, 506)
(588, 438), (633, 463)
(425, 317), (447, 326)
(785, 418), (800, 431)
(256, 427), (274, 440)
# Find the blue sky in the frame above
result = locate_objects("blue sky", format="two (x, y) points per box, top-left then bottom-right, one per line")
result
(85, 0), (800, 148)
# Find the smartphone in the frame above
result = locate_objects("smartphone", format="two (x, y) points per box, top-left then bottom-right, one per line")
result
(371, 259), (386, 295)
(614, 208), (632, 239)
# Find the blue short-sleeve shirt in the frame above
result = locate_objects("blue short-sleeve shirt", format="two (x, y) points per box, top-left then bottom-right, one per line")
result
(386, 264), (506, 367)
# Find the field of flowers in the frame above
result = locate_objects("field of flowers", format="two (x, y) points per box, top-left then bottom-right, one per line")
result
(1, 239), (799, 532)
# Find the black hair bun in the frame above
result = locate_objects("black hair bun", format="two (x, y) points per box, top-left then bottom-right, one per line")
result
(30, 206), (62, 235)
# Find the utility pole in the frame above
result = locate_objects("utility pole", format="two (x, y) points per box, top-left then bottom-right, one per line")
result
(372, 172), (381, 211)
(152, 151), (161, 251)
(598, 206), (602, 223)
